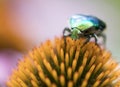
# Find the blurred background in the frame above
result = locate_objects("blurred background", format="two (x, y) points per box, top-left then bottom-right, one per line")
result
(0, 0), (120, 87)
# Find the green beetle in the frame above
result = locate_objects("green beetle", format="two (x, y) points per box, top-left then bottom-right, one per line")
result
(63, 14), (106, 44)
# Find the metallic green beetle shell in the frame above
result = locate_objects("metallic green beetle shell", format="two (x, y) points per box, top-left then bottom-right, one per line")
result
(69, 14), (100, 31)
(64, 14), (106, 40)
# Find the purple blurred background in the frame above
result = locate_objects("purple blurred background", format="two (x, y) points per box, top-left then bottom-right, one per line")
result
(0, 0), (120, 86)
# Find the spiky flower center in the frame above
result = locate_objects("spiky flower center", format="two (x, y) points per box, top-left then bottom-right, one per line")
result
(7, 37), (120, 87)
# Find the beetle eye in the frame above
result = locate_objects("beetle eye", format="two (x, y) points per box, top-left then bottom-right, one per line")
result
(71, 27), (74, 30)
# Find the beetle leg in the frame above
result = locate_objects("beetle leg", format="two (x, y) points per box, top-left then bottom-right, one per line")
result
(84, 35), (91, 45)
(63, 27), (72, 50)
(97, 33), (106, 46)
(93, 34), (98, 44)
(63, 27), (71, 37)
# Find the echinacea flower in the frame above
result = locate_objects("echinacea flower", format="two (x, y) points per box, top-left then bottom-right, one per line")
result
(7, 37), (120, 87)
